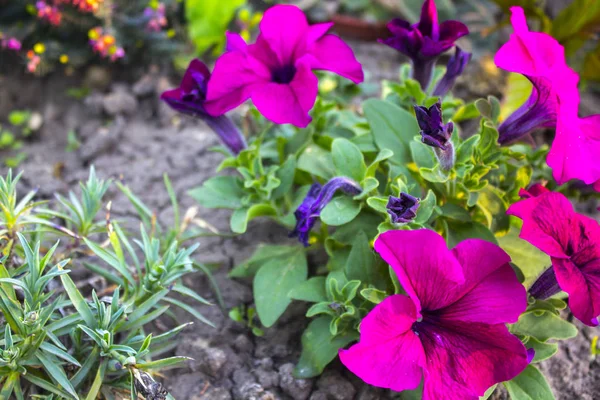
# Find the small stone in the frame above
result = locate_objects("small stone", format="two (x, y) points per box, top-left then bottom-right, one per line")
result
(308, 392), (328, 400)
(199, 347), (228, 376)
(133, 73), (158, 97)
(103, 90), (138, 115)
(254, 368), (279, 389)
(316, 371), (356, 400)
(79, 116), (124, 162)
(233, 382), (278, 400)
(193, 387), (232, 400)
(233, 334), (254, 353)
(84, 93), (105, 117)
(278, 363), (313, 400)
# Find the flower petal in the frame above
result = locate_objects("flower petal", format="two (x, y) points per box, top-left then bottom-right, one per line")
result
(420, 320), (529, 400)
(438, 20), (469, 43)
(418, 0), (439, 39)
(374, 229), (464, 312)
(306, 34), (364, 83)
(259, 4), (309, 65)
(181, 59), (210, 92)
(250, 62), (317, 127)
(547, 113), (600, 185)
(225, 31), (247, 52)
(204, 51), (269, 117)
(441, 240), (526, 324)
(507, 192), (575, 258)
(553, 256), (600, 326)
(339, 295), (425, 392)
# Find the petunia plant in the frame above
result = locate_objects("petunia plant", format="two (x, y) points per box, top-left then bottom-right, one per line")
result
(164, 2), (600, 399)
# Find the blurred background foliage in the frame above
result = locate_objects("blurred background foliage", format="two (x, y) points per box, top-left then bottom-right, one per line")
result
(0, 0), (598, 82)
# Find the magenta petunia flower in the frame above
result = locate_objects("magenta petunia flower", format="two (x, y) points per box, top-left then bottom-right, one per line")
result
(204, 4), (364, 128)
(339, 230), (528, 399)
(161, 59), (247, 154)
(508, 189), (600, 326)
(495, 7), (600, 186)
(379, 0), (468, 89)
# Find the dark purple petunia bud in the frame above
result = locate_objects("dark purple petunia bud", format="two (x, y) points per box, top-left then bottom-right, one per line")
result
(379, 0), (469, 90)
(386, 193), (420, 224)
(290, 177), (362, 247)
(414, 101), (455, 170)
(160, 59), (247, 155)
(528, 266), (561, 300)
(433, 46), (471, 97)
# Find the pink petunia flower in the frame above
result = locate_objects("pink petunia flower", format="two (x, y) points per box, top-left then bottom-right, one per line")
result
(495, 7), (600, 186)
(339, 229), (529, 399)
(204, 4), (364, 128)
(508, 189), (600, 326)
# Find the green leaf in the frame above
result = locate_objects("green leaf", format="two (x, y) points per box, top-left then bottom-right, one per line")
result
(420, 165), (450, 183)
(288, 277), (327, 303)
(189, 176), (245, 209)
(84, 358), (106, 400)
(497, 227), (551, 288)
(365, 149), (393, 178)
(293, 316), (358, 378)
(363, 99), (418, 166)
(414, 190), (436, 225)
(230, 204), (277, 234)
(410, 140), (435, 169)
(163, 297), (214, 327)
(446, 221), (497, 248)
(22, 374), (75, 399)
(344, 231), (384, 287)
(37, 351), (78, 399)
(582, 42), (600, 82)
(230, 244), (302, 278)
(360, 287), (387, 304)
(272, 156), (297, 200)
(511, 310), (578, 342)
(136, 356), (191, 370)
(526, 337), (558, 363)
(331, 138), (366, 182)
(297, 144), (335, 180)
(320, 197), (361, 226)
(481, 384), (497, 400)
(254, 247), (308, 327)
(503, 365), (555, 400)
(185, 0), (245, 55)
(551, 0), (600, 43)
(59, 272), (96, 329)
(499, 74), (532, 122)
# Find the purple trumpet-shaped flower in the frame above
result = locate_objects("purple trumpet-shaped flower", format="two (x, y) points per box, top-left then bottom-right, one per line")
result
(497, 77), (559, 145)
(387, 193), (420, 224)
(379, 0), (468, 89)
(414, 102), (455, 171)
(432, 47), (471, 97)
(290, 177), (362, 247)
(160, 59), (247, 155)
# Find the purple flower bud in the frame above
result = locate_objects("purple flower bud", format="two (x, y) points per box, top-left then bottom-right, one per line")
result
(414, 102), (453, 150)
(160, 59), (247, 155)
(387, 193), (420, 224)
(433, 46), (471, 97)
(497, 78), (558, 145)
(414, 101), (455, 170)
(528, 267), (561, 300)
(290, 177), (362, 247)
(379, 0), (469, 89)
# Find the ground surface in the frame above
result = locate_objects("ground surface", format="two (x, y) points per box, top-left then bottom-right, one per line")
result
(0, 41), (599, 400)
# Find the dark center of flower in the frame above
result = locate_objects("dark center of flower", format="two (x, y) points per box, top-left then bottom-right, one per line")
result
(272, 64), (297, 84)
